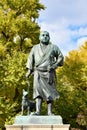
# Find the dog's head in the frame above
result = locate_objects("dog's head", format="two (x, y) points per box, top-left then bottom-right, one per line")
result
(23, 89), (28, 97)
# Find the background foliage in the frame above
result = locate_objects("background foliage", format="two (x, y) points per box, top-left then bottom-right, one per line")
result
(0, 0), (44, 129)
(0, 0), (87, 130)
(55, 42), (87, 130)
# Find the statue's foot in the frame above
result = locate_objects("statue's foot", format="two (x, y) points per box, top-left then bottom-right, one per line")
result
(48, 113), (55, 116)
(30, 112), (40, 116)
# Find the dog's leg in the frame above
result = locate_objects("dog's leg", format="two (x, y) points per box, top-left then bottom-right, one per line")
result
(21, 106), (23, 116)
(27, 106), (30, 115)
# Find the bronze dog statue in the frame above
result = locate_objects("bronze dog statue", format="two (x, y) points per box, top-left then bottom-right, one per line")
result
(21, 89), (36, 115)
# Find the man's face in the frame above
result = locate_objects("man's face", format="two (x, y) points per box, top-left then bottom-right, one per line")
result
(39, 31), (50, 44)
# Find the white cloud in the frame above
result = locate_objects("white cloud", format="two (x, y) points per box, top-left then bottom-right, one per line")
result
(39, 0), (87, 24)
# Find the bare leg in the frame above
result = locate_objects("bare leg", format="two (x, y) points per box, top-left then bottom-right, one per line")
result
(31, 96), (42, 115)
(47, 101), (54, 115)
(35, 97), (42, 115)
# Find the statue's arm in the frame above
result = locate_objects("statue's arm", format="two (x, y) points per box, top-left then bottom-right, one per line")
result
(52, 46), (64, 69)
(26, 47), (35, 78)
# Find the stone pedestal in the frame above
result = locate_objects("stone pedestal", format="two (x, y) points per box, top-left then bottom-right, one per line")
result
(5, 115), (70, 130)
(14, 115), (63, 125)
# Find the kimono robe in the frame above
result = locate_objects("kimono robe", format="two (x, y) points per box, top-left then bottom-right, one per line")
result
(26, 42), (64, 101)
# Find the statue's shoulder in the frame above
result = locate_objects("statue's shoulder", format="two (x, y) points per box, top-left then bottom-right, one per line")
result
(33, 44), (39, 49)
(31, 44), (39, 51)
(50, 43), (59, 50)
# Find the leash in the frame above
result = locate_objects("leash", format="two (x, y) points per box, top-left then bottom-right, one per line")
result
(26, 78), (30, 96)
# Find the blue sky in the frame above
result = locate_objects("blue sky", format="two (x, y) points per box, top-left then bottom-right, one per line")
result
(38, 0), (87, 56)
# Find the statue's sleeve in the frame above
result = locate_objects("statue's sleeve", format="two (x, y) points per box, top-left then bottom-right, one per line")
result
(26, 47), (35, 71)
(53, 45), (64, 69)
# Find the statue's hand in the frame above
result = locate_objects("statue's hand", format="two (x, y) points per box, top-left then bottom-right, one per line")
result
(26, 69), (31, 79)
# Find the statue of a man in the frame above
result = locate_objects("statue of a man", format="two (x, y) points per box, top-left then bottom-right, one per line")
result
(26, 31), (64, 115)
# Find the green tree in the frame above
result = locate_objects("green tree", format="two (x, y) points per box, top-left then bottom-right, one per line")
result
(0, 0), (44, 129)
(0, 0), (44, 53)
(55, 42), (87, 129)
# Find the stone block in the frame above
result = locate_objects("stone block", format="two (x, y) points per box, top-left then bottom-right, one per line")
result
(5, 124), (70, 130)
(14, 115), (63, 125)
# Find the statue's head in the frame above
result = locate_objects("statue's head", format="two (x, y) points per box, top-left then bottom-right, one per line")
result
(39, 31), (50, 45)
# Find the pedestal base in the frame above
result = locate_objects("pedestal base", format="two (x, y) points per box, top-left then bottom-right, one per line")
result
(5, 124), (70, 130)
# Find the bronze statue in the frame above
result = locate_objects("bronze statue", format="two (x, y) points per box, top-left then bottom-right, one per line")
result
(26, 31), (64, 115)
(21, 89), (36, 115)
